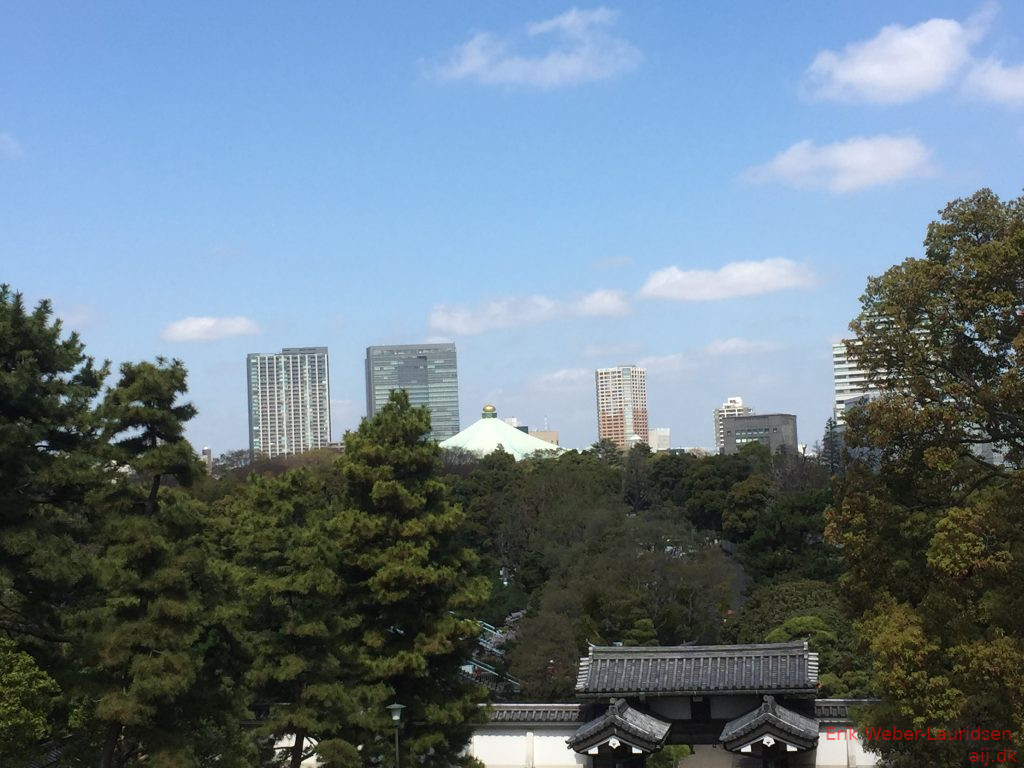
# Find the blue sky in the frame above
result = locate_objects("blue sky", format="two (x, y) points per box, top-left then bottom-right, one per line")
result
(4, 2), (1023, 452)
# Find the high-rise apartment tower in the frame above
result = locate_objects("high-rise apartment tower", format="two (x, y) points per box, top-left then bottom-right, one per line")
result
(365, 344), (460, 440)
(832, 341), (882, 424)
(595, 366), (648, 451)
(247, 347), (331, 460)
(714, 396), (753, 453)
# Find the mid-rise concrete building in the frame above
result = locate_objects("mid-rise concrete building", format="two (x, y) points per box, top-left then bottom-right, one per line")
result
(247, 346), (331, 460)
(529, 429), (560, 446)
(713, 396), (753, 452)
(721, 413), (798, 455)
(365, 344), (460, 440)
(595, 366), (648, 451)
(648, 427), (670, 452)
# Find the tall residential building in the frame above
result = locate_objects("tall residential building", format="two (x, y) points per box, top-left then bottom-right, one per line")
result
(714, 396), (753, 453)
(832, 341), (882, 424)
(247, 347), (331, 460)
(595, 366), (648, 451)
(721, 413), (798, 455)
(365, 344), (460, 440)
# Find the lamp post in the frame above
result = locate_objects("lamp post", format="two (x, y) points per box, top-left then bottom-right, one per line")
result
(385, 702), (405, 768)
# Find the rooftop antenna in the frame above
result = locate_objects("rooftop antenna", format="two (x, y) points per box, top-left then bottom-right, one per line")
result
(544, 415), (549, 430)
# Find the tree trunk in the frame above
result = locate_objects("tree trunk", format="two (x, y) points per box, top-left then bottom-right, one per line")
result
(99, 723), (121, 768)
(289, 729), (306, 768)
(146, 472), (161, 516)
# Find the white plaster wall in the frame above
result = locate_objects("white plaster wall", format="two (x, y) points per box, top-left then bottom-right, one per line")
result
(469, 727), (585, 768)
(468, 723), (880, 768)
(470, 730), (529, 768)
(534, 730), (588, 767)
(815, 728), (880, 768)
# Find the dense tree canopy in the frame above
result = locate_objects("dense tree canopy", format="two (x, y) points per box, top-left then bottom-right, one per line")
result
(0, 281), (869, 762)
(828, 189), (1024, 767)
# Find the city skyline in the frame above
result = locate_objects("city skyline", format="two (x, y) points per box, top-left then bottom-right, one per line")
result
(5, 4), (1023, 452)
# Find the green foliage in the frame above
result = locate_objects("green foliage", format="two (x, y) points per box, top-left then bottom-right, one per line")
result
(724, 579), (869, 697)
(444, 434), (837, 700)
(0, 283), (877, 763)
(215, 469), (370, 767)
(586, 438), (625, 467)
(0, 636), (60, 762)
(623, 443), (653, 514)
(506, 610), (581, 699)
(828, 189), (1024, 766)
(646, 743), (693, 768)
(0, 285), (108, 643)
(65, 360), (250, 768)
(336, 390), (490, 767)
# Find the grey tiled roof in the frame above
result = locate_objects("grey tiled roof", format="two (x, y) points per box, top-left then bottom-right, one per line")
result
(487, 703), (585, 725)
(568, 698), (672, 753)
(814, 699), (876, 723)
(720, 695), (819, 751)
(575, 641), (819, 696)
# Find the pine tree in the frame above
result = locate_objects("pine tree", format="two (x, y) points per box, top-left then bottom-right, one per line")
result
(219, 390), (489, 767)
(65, 360), (251, 768)
(215, 469), (372, 768)
(339, 390), (489, 768)
(0, 285), (107, 643)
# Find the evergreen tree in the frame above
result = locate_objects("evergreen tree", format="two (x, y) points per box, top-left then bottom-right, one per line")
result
(339, 390), (490, 767)
(0, 285), (107, 643)
(65, 360), (250, 768)
(622, 443), (653, 515)
(215, 469), (372, 768)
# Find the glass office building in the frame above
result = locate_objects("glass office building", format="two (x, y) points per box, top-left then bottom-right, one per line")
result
(365, 344), (460, 440)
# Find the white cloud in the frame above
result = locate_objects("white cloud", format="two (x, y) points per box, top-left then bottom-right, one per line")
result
(964, 58), (1024, 106)
(574, 289), (630, 317)
(639, 258), (814, 302)
(429, 296), (558, 335)
(703, 337), (781, 356)
(537, 367), (592, 388)
(636, 352), (692, 374)
(429, 289), (629, 335)
(744, 135), (934, 193)
(430, 7), (640, 88)
(162, 316), (260, 342)
(802, 10), (990, 103)
(582, 341), (643, 358)
(0, 133), (23, 159)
